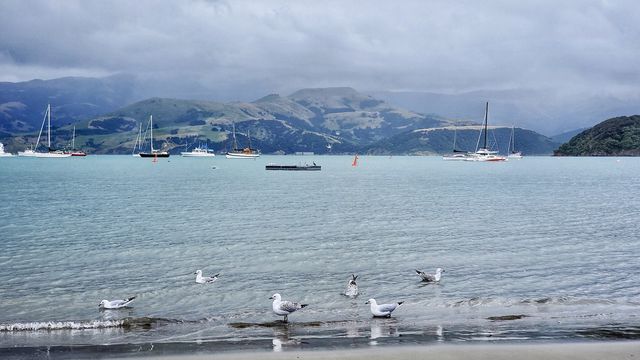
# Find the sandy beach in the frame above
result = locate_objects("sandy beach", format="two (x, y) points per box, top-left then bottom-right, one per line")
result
(144, 342), (640, 360)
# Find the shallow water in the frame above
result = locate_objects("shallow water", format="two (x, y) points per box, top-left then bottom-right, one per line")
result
(0, 155), (639, 356)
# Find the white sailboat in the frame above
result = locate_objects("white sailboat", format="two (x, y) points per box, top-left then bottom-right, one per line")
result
(465, 102), (507, 162)
(225, 122), (260, 159)
(0, 142), (14, 157)
(507, 125), (523, 159)
(442, 125), (471, 161)
(132, 122), (143, 156)
(18, 104), (71, 158)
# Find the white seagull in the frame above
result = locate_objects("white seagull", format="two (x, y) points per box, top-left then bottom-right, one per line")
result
(269, 293), (308, 323)
(195, 270), (219, 284)
(415, 267), (444, 283)
(365, 298), (403, 318)
(99, 296), (136, 309)
(345, 274), (358, 297)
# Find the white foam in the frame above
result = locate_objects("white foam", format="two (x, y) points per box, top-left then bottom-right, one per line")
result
(0, 320), (126, 332)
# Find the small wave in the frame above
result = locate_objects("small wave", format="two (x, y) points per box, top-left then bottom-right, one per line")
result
(0, 317), (184, 332)
(0, 320), (126, 332)
(449, 296), (617, 308)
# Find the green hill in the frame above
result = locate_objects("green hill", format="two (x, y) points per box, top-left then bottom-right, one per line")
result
(554, 115), (640, 156)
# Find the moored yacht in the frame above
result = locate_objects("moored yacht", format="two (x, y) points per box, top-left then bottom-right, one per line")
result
(225, 123), (259, 159)
(181, 146), (216, 157)
(17, 104), (71, 158)
(0, 142), (13, 157)
(465, 102), (507, 162)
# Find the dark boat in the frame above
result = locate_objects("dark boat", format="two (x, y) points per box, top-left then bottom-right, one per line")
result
(136, 115), (170, 158)
(266, 163), (321, 171)
(139, 152), (170, 158)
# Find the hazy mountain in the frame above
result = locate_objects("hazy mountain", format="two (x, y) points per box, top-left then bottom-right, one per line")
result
(371, 90), (640, 136)
(550, 128), (588, 144)
(7, 87), (447, 154)
(554, 115), (640, 156)
(0, 75), (137, 133)
(364, 126), (560, 155)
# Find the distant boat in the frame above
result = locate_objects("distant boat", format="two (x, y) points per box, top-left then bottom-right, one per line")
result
(352, 154), (359, 167)
(18, 104), (71, 158)
(0, 142), (14, 157)
(507, 125), (523, 159)
(67, 126), (87, 156)
(138, 115), (170, 158)
(465, 102), (507, 162)
(266, 163), (321, 171)
(181, 146), (215, 157)
(442, 125), (471, 161)
(225, 122), (259, 159)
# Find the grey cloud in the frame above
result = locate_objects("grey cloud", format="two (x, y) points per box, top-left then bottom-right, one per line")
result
(1, 0), (639, 109)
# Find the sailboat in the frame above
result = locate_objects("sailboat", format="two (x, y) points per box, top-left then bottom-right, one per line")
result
(465, 102), (507, 162)
(18, 104), (71, 158)
(0, 142), (14, 157)
(67, 126), (87, 156)
(442, 125), (471, 161)
(225, 122), (260, 159)
(138, 115), (170, 158)
(352, 154), (359, 167)
(507, 125), (523, 159)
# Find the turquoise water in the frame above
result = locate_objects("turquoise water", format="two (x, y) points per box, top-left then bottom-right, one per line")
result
(0, 155), (639, 356)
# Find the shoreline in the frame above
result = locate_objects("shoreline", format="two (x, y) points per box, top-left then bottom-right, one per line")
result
(146, 341), (640, 360)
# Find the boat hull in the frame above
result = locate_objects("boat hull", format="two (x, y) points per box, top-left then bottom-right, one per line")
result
(139, 152), (170, 158)
(18, 150), (71, 158)
(266, 164), (321, 171)
(181, 152), (216, 157)
(226, 153), (260, 159)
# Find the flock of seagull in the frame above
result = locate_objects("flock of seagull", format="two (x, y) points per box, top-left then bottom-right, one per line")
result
(98, 267), (445, 323)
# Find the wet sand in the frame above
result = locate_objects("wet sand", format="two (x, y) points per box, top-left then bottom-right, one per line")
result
(142, 341), (640, 360)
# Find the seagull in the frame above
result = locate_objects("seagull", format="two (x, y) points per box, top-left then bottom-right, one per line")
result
(345, 274), (358, 297)
(269, 293), (308, 323)
(195, 270), (219, 284)
(98, 296), (136, 309)
(415, 267), (444, 283)
(365, 298), (403, 318)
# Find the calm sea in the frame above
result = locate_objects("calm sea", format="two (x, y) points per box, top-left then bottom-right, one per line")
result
(0, 155), (639, 357)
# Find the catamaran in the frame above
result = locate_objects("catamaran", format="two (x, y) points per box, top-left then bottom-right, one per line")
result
(442, 125), (471, 161)
(137, 115), (170, 158)
(507, 125), (523, 159)
(465, 102), (507, 162)
(18, 104), (71, 158)
(225, 122), (259, 159)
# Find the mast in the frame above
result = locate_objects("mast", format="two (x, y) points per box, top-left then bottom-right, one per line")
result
(72, 125), (76, 149)
(248, 128), (252, 149)
(483, 102), (488, 150)
(452, 126), (457, 151)
(47, 103), (51, 149)
(150, 115), (154, 152)
(34, 105), (48, 151)
(511, 125), (516, 153)
(232, 122), (238, 149)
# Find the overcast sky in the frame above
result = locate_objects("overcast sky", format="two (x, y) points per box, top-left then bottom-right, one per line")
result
(1, 0), (639, 102)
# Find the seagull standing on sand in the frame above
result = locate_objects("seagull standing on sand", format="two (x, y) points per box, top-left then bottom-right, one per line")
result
(195, 270), (219, 284)
(99, 296), (136, 309)
(269, 293), (308, 323)
(365, 298), (403, 317)
(345, 274), (359, 297)
(415, 268), (444, 283)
